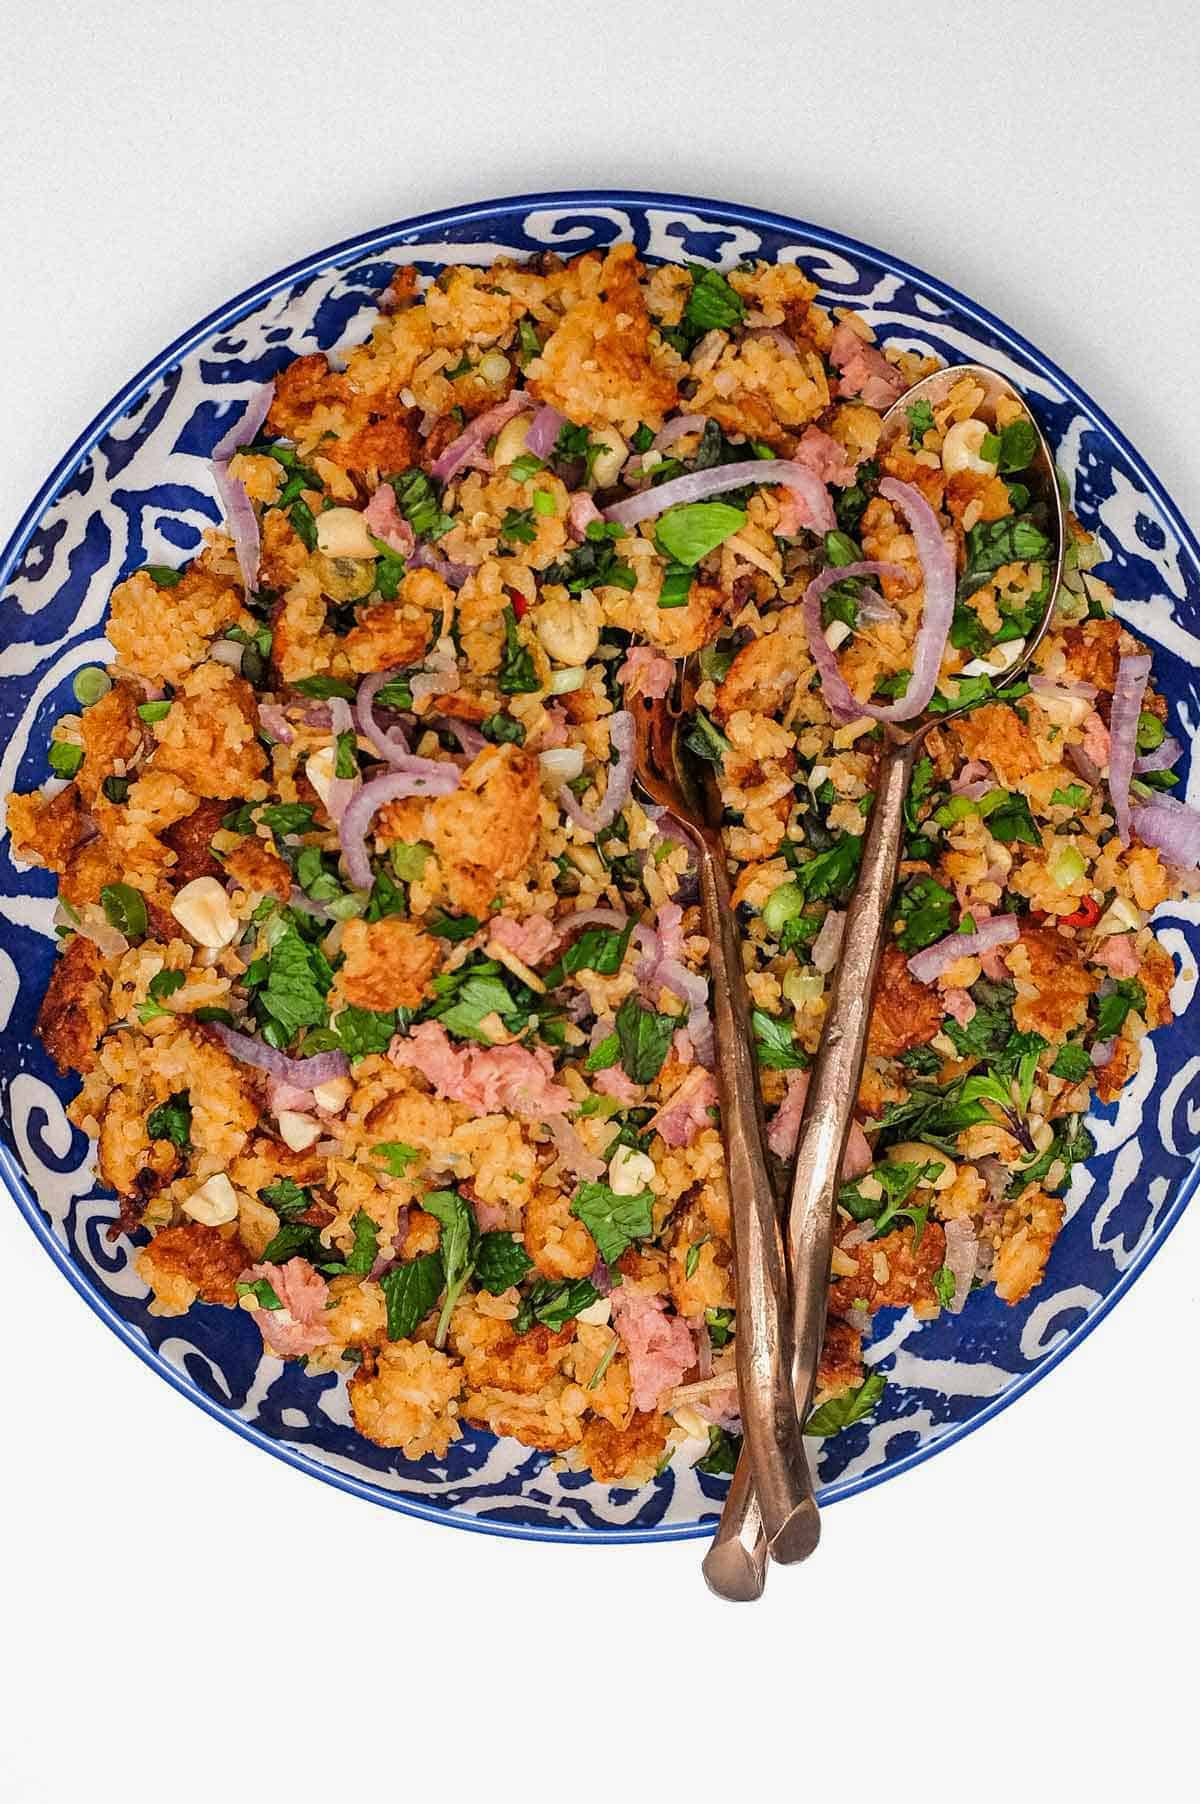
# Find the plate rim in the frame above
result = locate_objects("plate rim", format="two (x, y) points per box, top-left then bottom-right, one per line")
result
(2, 186), (1197, 1545)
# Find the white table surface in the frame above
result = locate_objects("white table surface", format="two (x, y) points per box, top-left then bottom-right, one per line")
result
(1, 4), (1196, 1799)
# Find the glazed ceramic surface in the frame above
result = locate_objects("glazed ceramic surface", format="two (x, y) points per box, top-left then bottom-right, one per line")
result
(2, 192), (1196, 1541)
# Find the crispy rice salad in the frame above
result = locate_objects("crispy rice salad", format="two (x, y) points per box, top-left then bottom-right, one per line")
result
(10, 245), (1198, 1485)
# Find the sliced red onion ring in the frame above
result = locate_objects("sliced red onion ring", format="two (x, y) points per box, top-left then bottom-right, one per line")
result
(257, 702), (294, 744)
(603, 459), (835, 534)
(355, 669), (412, 767)
(325, 696), (359, 826)
(558, 906), (630, 932)
(906, 914), (1020, 984)
(1134, 735), (1182, 774)
(1107, 653), (1151, 843)
(800, 560), (906, 721)
(339, 764), (460, 890)
(433, 715), (487, 756)
(214, 1024), (349, 1088)
(409, 544), (471, 589)
(430, 392), (532, 483)
(811, 909), (845, 974)
(1130, 794), (1200, 869)
(1029, 674), (1098, 702)
(951, 759), (991, 794)
(855, 590), (901, 626)
(942, 1218), (978, 1313)
(559, 709), (635, 834)
(650, 413), (708, 451)
(545, 1114), (604, 1182)
(804, 478), (955, 724)
(525, 404), (565, 460)
(211, 382), (276, 594)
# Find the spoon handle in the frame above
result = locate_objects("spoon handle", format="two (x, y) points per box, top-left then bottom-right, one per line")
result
(693, 828), (816, 1563)
(707, 737), (918, 1583)
(767, 734), (918, 1560)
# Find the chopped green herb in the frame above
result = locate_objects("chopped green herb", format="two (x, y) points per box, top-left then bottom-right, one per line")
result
(258, 1178), (314, 1219)
(101, 775), (132, 804)
(426, 908), (481, 942)
(543, 921), (634, 988)
(1095, 978), (1146, 1041)
(933, 1266), (956, 1309)
(373, 1141), (421, 1178)
(514, 1277), (600, 1334)
(804, 1371), (886, 1436)
(751, 1009), (807, 1071)
(499, 506), (537, 545)
(614, 992), (676, 1085)
(146, 1091), (191, 1149)
(422, 1189), (477, 1347)
(571, 1179), (654, 1265)
(894, 874), (955, 952)
(996, 419), (1038, 473)
(1050, 1042), (1093, 1082)
(101, 882), (147, 941)
(658, 562), (694, 608)
(391, 467), (454, 541)
(334, 1004), (398, 1060)
(498, 605), (540, 695)
(236, 1277), (282, 1310)
(959, 513), (1053, 598)
(380, 1253), (445, 1341)
(655, 501), (746, 567)
(906, 399), (935, 446)
(480, 712), (526, 746)
(474, 1231), (534, 1295)
(585, 1031), (620, 1072)
(144, 564), (184, 587)
(695, 1424), (742, 1476)
(682, 263), (747, 335)
(136, 966), (185, 1022)
(137, 700), (172, 723)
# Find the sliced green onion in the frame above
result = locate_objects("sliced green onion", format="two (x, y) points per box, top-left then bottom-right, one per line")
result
(549, 666), (586, 695)
(762, 880), (805, 936)
(73, 666), (112, 708)
(137, 700), (172, 723)
(48, 741), (84, 778)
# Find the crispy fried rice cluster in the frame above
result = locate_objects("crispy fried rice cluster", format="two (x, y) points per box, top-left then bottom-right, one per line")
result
(8, 243), (1190, 1484)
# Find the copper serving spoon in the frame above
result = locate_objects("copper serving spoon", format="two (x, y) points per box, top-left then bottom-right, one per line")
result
(701, 364), (1066, 1600)
(629, 667), (818, 1565)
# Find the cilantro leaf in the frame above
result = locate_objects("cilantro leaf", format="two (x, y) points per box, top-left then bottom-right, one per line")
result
(236, 1277), (282, 1310)
(980, 788), (1040, 847)
(796, 832), (863, 902)
(100, 882), (147, 940)
(751, 1009), (807, 1071)
(342, 1210), (379, 1277)
(258, 802), (317, 836)
(372, 1141), (420, 1178)
(543, 527), (637, 595)
(906, 398), (935, 446)
(996, 420), (1038, 473)
(146, 1091), (191, 1149)
(136, 966), (185, 1022)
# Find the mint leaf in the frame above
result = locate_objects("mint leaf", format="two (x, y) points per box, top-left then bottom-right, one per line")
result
(804, 1372), (886, 1437)
(514, 1276), (600, 1334)
(475, 1232), (534, 1295)
(695, 1423), (741, 1476)
(258, 1178), (313, 1219)
(335, 1005), (398, 1060)
(380, 1253), (445, 1341)
(614, 993), (676, 1085)
(259, 923), (332, 1038)
(543, 921), (634, 988)
(571, 1179), (654, 1265)
(1050, 1042), (1092, 1082)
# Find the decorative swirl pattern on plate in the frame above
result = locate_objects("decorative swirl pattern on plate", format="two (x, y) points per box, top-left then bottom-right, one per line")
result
(1, 192), (1197, 1542)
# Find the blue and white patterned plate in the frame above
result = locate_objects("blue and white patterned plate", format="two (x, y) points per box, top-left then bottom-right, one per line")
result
(2, 191), (1197, 1544)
